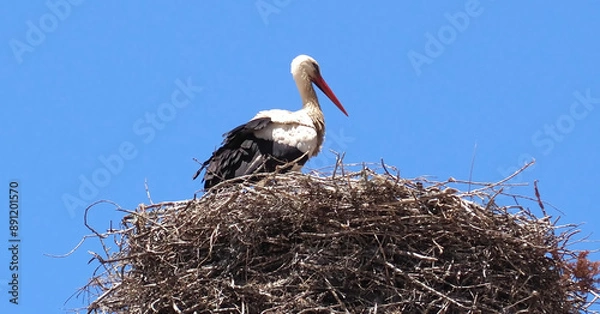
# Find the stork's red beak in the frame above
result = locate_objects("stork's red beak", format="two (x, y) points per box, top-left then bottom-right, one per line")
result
(313, 75), (349, 116)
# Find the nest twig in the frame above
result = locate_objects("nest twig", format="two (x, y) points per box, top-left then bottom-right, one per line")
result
(79, 162), (600, 314)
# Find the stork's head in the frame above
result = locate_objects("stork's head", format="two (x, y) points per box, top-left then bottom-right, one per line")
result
(291, 54), (348, 116)
(291, 55), (320, 78)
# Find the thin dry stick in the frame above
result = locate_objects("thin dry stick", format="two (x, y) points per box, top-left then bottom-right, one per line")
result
(534, 180), (547, 217)
(145, 178), (154, 205)
(84, 200), (122, 238)
(468, 160), (535, 194)
(468, 142), (478, 195)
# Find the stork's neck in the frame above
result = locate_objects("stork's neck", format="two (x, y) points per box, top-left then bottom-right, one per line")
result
(293, 72), (325, 151)
(293, 72), (324, 121)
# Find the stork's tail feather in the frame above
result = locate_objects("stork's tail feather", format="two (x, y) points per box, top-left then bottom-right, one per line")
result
(192, 166), (203, 180)
(192, 158), (210, 181)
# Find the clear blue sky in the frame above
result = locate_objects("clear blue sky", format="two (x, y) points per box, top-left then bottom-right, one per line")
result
(1, 1), (599, 312)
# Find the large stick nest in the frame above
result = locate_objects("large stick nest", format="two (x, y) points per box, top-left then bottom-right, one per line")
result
(82, 163), (600, 313)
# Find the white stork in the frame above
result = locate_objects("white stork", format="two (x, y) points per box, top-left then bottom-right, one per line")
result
(194, 54), (348, 189)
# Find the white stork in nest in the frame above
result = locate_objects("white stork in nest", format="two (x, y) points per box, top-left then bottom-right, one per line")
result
(194, 54), (348, 189)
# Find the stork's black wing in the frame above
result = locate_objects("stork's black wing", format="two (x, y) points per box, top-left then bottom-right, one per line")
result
(194, 117), (308, 189)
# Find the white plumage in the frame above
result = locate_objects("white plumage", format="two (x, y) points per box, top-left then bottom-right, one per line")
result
(253, 109), (319, 155)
